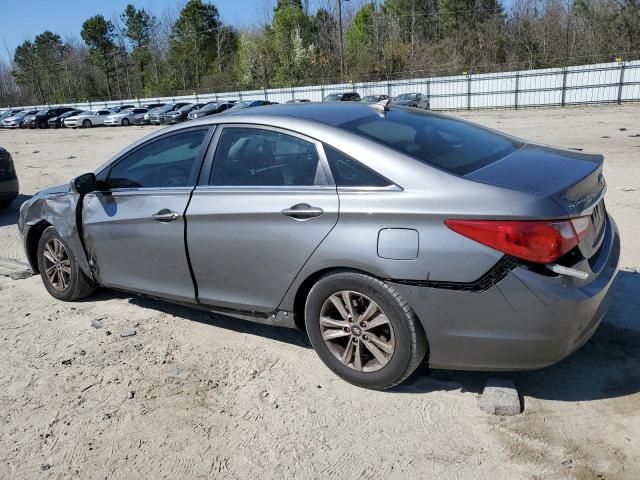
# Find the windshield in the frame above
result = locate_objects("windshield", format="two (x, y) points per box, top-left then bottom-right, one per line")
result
(178, 104), (194, 112)
(229, 101), (252, 110)
(324, 94), (344, 101)
(155, 105), (175, 113)
(395, 94), (418, 101)
(340, 109), (521, 175)
(37, 110), (48, 115)
(13, 111), (29, 119)
(363, 96), (381, 102)
(199, 103), (218, 112)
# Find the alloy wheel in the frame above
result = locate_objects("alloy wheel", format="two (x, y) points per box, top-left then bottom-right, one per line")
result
(319, 290), (395, 372)
(42, 238), (72, 291)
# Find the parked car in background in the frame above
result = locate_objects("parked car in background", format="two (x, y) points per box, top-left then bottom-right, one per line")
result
(226, 100), (273, 111)
(149, 103), (191, 125)
(187, 102), (234, 120)
(323, 92), (361, 102)
(64, 110), (111, 128)
(133, 106), (163, 125)
(0, 146), (19, 209)
(392, 93), (430, 110)
(25, 107), (75, 129)
(108, 104), (135, 113)
(362, 94), (389, 103)
(286, 99), (311, 103)
(104, 108), (149, 127)
(48, 109), (84, 129)
(1, 110), (37, 129)
(0, 109), (23, 125)
(161, 103), (203, 125)
(18, 103), (620, 390)
(141, 103), (166, 110)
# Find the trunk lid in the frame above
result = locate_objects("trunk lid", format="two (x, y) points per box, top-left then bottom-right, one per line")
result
(465, 143), (607, 259)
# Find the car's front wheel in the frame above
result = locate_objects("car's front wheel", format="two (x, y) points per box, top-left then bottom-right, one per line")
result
(305, 271), (427, 390)
(121, 118), (130, 126)
(37, 227), (95, 301)
(82, 119), (92, 128)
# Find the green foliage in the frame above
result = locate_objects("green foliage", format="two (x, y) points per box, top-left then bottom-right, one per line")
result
(81, 15), (117, 98)
(167, 0), (221, 89)
(121, 4), (156, 95)
(3, 0), (640, 106)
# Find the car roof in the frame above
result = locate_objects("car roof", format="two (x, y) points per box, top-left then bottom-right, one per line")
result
(218, 102), (390, 127)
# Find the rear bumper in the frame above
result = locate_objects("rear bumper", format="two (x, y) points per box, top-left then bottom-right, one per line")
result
(392, 215), (620, 371)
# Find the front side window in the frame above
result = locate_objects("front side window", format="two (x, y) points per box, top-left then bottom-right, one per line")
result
(106, 129), (209, 189)
(210, 128), (326, 187)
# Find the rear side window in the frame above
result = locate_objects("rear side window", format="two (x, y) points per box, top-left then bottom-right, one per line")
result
(340, 110), (521, 175)
(210, 128), (327, 187)
(324, 145), (391, 187)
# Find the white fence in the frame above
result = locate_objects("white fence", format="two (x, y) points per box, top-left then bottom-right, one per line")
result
(4, 60), (640, 113)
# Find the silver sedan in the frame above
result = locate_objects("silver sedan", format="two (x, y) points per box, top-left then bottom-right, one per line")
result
(104, 108), (149, 126)
(18, 103), (620, 389)
(64, 110), (112, 128)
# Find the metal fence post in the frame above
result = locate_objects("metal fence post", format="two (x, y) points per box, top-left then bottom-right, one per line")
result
(514, 72), (520, 110)
(617, 61), (626, 105)
(387, 77), (391, 98)
(264, 88), (268, 101)
(561, 67), (568, 107)
(467, 73), (472, 110)
(426, 78), (430, 108)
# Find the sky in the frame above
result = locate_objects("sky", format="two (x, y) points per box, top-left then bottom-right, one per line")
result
(0, 0), (296, 62)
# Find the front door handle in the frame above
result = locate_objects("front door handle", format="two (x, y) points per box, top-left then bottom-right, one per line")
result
(281, 203), (324, 220)
(152, 209), (179, 222)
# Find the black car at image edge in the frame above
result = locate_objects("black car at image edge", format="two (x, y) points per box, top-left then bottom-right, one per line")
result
(0, 146), (19, 209)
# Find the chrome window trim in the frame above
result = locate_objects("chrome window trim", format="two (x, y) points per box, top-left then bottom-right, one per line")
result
(193, 185), (337, 194)
(337, 185), (403, 192)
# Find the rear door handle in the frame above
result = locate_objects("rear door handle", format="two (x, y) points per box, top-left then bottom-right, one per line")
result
(152, 209), (179, 222)
(281, 203), (324, 220)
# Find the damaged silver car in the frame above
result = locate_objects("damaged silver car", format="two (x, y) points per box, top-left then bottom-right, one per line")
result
(19, 103), (620, 389)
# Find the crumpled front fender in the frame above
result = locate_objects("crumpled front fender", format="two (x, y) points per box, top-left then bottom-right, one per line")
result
(19, 187), (90, 277)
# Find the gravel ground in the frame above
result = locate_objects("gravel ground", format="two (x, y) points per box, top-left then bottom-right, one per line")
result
(0, 106), (639, 479)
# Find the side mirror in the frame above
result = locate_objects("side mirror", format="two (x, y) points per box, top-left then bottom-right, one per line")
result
(72, 173), (98, 195)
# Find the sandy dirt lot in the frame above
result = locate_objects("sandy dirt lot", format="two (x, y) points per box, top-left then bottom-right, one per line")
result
(0, 106), (639, 479)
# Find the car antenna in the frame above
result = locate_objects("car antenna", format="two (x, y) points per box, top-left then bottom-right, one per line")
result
(368, 98), (390, 115)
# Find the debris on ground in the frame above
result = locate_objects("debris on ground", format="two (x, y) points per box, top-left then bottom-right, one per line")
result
(478, 378), (521, 416)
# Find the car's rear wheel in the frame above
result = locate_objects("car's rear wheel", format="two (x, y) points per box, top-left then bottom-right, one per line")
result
(305, 271), (427, 390)
(37, 227), (95, 301)
(121, 118), (130, 126)
(82, 119), (92, 128)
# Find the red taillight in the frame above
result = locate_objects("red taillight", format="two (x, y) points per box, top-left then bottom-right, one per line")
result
(445, 217), (590, 264)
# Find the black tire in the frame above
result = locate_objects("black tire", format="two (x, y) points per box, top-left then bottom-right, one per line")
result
(38, 121), (47, 129)
(0, 199), (12, 210)
(82, 119), (92, 128)
(37, 227), (95, 301)
(121, 118), (130, 126)
(305, 271), (427, 390)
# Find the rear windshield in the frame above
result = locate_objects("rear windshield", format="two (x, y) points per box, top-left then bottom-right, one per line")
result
(339, 109), (521, 175)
